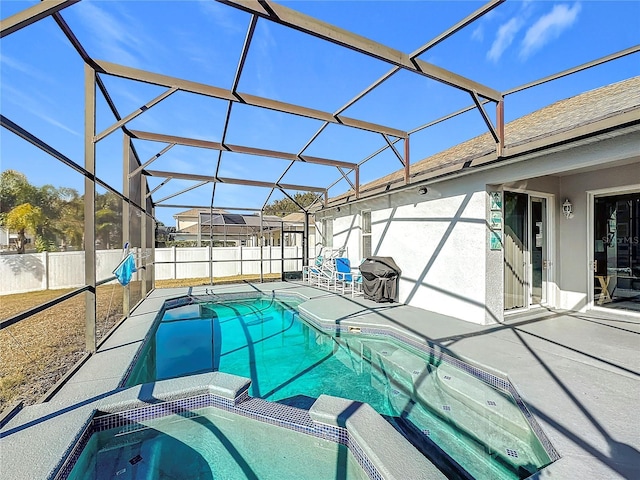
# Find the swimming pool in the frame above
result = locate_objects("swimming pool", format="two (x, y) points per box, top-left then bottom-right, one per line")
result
(125, 294), (555, 479)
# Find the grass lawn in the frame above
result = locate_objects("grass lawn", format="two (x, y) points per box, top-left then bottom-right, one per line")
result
(0, 274), (282, 412)
(0, 282), (139, 412)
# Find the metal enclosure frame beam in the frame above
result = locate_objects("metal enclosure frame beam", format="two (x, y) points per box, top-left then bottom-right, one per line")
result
(95, 87), (178, 142)
(146, 170), (325, 194)
(211, 14), (259, 213)
(0, 0), (79, 38)
(217, 0), (502, 102)
(84, 64), (97, 353)
(128, 130), (357, 170)
(94, 60), (407, 139)
(297, 0), (502, 194)
(122, 134), (131, 316)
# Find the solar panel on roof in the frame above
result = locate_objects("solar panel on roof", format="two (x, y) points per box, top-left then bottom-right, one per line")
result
(222, 214), (246, 225)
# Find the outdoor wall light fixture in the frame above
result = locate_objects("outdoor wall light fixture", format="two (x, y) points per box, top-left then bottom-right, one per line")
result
(562, 198), (574, 219)
(417, 186), (428, 195)
(336, 206), (341, 212)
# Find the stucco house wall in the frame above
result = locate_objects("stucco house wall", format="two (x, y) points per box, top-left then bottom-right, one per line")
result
(319, 129), (639, 325)
(329, 176), (488, 324)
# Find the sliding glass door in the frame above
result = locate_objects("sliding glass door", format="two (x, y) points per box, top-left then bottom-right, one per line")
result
(504, 192), (528, 310)
(593, 193), (640, 311)
(531, 198), (547, 304)
(504, 192), (548, 310)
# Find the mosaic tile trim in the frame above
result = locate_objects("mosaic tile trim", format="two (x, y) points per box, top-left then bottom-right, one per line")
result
(506, 448), (519, 458)
(298, 312), (560, 462)
(162, 296), (193, 309)
(347, 433), (384, 480)
(507, 382), (560, 461)
(54, 392), (382, 480)
(236, 397), (315, 428)
(92, 394), (211, 433)
(314, 422), (348, 445)
(52, 416), (94, 480)
(235, 388), (250, 404)
(190, 291), (266, 304)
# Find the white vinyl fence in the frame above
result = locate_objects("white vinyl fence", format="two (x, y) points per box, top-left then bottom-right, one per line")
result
(1, 246), (302, 295)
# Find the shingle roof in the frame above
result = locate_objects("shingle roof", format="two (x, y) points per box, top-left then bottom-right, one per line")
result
(327, 76), (640, 205)
(175, 213), (289, 234)
(173, 208), (227, 219)
(281, 212), (315, 223)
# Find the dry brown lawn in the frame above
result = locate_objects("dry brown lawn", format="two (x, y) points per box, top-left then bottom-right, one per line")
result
(0, 274), (282, 412)
(0, 282), (140, 412)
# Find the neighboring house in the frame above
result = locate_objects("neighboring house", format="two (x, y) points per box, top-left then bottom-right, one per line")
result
(173, 208), (313, 248)
(0, 226), (35, 252)
(315, 77), (640, 324)
(173, 208), (226, 234)
(172, 208), (225, 245)
(0, 227), (10, 250)
(281, 212), (317, 253)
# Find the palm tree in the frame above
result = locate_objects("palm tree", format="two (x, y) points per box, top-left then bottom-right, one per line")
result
(95, 192), (122, 249)
(3, 203), (44, 253)
(57, 189), (84, 249)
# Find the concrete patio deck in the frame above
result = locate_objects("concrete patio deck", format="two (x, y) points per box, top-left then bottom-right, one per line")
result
(1, 281), (638, 479)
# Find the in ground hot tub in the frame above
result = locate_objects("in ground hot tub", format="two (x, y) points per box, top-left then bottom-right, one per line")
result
(56, 372), (444, 480)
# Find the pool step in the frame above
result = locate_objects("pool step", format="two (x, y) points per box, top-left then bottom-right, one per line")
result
(434, 363), (532, 439)
(363, 341), (546, 476)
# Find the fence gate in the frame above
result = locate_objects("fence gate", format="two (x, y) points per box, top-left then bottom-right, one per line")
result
(281, 230), (304, 280)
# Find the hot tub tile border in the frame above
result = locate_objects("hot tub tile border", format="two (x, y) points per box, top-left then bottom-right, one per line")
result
(54, 390), (383, 480)
(53, 416), (94, 480)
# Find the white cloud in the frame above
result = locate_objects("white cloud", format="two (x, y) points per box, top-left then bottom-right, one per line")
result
(520, 3), (581, 59)
(71, 2), (165, 68)
(0, 55), (51, 83)
(197, 0), (244, 35)
(487, 17), (524, 62)
(1, 84), (80, 136)
(36, 113), (80, 136)
(471, 25), (484, 42)
(73, 3), (137, 65)
(249, 21), (278, 98)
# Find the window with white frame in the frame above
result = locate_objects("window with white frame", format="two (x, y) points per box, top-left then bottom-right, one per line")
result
(361, 211), (371, 259)
(321, 218), (333, 247)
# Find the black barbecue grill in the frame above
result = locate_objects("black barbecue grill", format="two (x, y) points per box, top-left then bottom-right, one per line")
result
(359, 256), (401, 303)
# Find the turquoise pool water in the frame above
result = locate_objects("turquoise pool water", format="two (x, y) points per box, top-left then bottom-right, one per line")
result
(67, 406), (368, 480)
(126, 296), (552, 479)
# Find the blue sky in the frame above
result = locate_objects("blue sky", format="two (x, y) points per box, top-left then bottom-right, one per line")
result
(1, 0), (639, 226)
